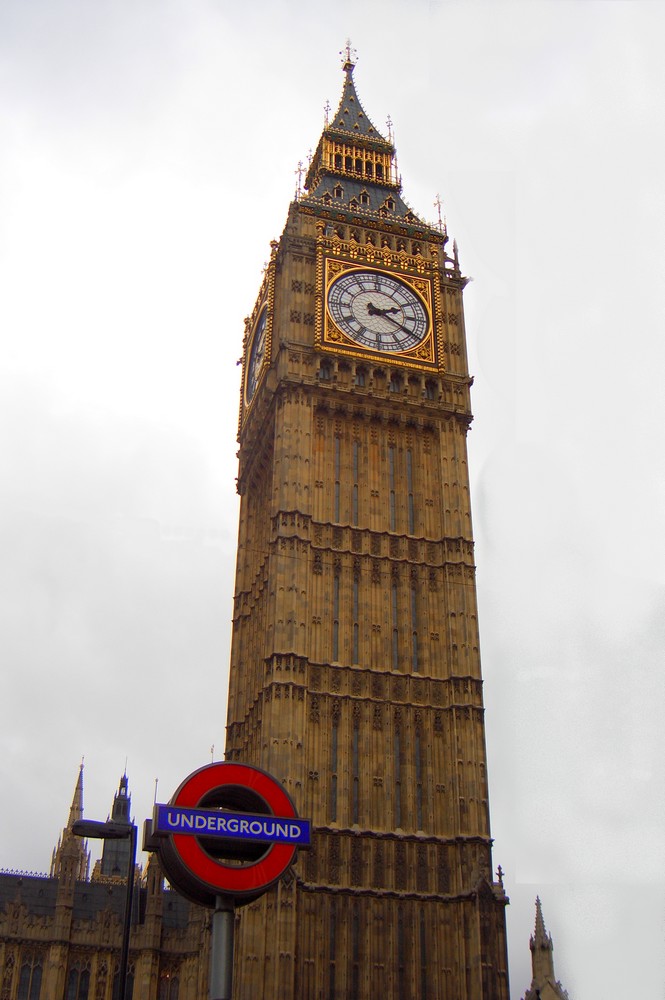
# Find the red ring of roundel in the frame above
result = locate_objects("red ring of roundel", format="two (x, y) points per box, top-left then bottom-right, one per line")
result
(172, 762), (298, 895)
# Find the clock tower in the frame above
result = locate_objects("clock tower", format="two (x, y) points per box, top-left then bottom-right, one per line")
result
(226, 50), (510, 999)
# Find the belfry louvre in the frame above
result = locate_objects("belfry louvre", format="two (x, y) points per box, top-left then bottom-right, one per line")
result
(225, 50), (510, 1000)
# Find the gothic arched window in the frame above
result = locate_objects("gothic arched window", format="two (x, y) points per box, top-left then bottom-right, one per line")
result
(17, 953), (43, 1000)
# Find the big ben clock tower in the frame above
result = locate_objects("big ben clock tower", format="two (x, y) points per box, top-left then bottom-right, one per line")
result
(226, 48), (510, 1000)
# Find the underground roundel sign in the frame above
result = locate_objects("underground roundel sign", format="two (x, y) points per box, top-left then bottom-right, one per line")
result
(148, 762), (311, 907)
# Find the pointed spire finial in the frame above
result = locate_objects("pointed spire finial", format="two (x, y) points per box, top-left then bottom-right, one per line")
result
(434, 193), (443, 232)
(533, 895), (550, 946)
(386, 114), (393, 142)
(340, 39), (357, 72)
(324, 99), (331, 126)
(295, 160), (304, 200)
(67, 761), (85, 829)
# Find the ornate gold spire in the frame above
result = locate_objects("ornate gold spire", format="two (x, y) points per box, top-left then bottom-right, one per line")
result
(50, 763), (89, 881)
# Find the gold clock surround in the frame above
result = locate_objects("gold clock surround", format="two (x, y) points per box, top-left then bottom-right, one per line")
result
(244, 302), (269, 408)
(324, 259), (436, 365)
(314, 223), (447, 372)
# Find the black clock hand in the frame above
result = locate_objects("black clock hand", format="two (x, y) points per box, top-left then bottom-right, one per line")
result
(367, 302), (400, 317)
(379, 312), (415, 336)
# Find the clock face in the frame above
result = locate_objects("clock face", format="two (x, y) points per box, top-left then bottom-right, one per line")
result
(327, 270), (429, 353)
(245, 307), (268, 403)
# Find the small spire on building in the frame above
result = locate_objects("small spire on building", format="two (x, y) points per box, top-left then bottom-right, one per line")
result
(92, 773), (134, 881)
(533, 895), (551, 948)
(67, 760), (84, 829)
(50, 763), (90, 881)
(522, 897), (570, 1000)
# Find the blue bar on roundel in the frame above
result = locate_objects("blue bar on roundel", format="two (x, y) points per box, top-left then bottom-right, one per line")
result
(154, 804), (311, 846)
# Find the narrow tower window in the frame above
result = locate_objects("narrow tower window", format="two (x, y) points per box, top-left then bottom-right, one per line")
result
(419, 909), (428, 1000)
(394, 726), (402, 827)
(332, 570), (340, 661)
(391, 579), (399, 671)
(352, 713), (360, 824)
(334, 436), (340, 522)
(407, 448), (415, 534)
(329, 904), (337, 997)
(351, 903), (361, 996)
(415, 729), (423, 829)
(330, 712), (339, 822)
(353, 573), (360, 664)
(352, 440), (359, 526)
(411, 582), (419, 672)
(397, 908), (406, 997)
(388, 444), (396, 532)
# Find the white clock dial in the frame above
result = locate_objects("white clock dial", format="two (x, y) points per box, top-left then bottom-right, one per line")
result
(327, 270), (428, 352)
(245, 307), (268, 403)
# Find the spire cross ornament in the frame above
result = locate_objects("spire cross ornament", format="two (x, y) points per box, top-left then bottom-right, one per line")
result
(340, 39), (357, 69)
(434, 193), (444, 231)
(324, 99), (330, 126)
(386, 114), (393, 142)
(295, 160), (304, 199)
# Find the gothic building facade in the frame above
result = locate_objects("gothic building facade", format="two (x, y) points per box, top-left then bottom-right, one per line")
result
(0, 768), (207, 1000)
(225, 51), (510, 998)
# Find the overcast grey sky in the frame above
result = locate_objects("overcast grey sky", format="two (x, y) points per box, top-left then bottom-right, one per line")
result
(1, 2), (664, 997)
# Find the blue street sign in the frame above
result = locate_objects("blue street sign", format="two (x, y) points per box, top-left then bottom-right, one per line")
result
(154, 804), (311, 847)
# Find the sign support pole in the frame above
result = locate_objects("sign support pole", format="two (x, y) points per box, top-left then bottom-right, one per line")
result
(209, 894), (235, 1000)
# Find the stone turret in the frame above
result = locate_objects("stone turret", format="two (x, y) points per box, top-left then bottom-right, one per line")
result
(521, 897), (571, 1000)
(90, 773), (133, 880)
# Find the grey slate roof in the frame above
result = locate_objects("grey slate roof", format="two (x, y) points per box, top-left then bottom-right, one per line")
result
(304, 174), (428, 230)
(328, 63), (387, 143)
(0, 873), (191, 929)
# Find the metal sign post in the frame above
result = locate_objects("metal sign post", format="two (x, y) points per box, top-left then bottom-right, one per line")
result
(143, 762), (311, 1000)
(210, 895), (234, 1000)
